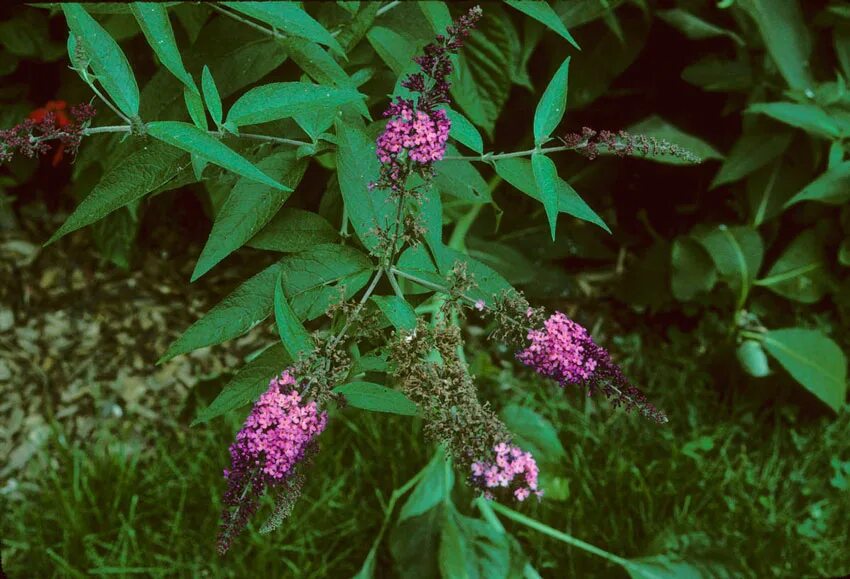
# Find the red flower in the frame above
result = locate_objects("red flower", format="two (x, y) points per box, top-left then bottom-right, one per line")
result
(29, 101), (73, 166)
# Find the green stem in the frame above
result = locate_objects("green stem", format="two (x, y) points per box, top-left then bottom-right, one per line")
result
(86, 81), (131, 125)
(376, 1), (402, 16)
(75, 125), (309, 147)
(355, 461), (429, 575)
(328, 268), (384, 349)
(390, 267), (476, 306)
(387, 269), (405, 300)
(739, 329), (765, 342)
(485, 500), (631, 569)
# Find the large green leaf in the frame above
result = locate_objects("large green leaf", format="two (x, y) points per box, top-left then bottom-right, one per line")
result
(371, 295), (417, 331)
(500, 405), (566, 464)
(192, 344), (290, 425)
(62, 3), (140, 116)
(280, 244), (374, 320)
(444, 107), (484, 155)
(441, 508), (513, 579)
(747, 103), (842, 140)
(711, 128), (793, 188)
(531, 153), (561, 240)
(335, 120), (393, 252)
(130, 3), (197, 94)
(670, 237), (717, 301)
(695, 225), (763, 308)
(450, 7), (516, 138)
(738, 0), (813, 91)
(399, 448), (453, 522)
(248, 208), (339, 253)
(763, 328), (847, 411)
(367, 26), (416, 77)
(625, 116), (723, 165)
(226, 83), (364, 129)
(657, 9), (743, 45)
(47, 141), (187, 244)
(434, 145), (491, 203)
(160, 263), (281, 363)
(192, 152), (308, 281)
(146, 121), (289, 191)
(274, 272), (314, 361)
(494, 157), (609, 233)
(785, 162), (850, 207)
(91, 205), (138, 270)
(224, 2), (344, 56)
(333, 382), (419, 416)
(755, 229), (830, 303)
(533, 56), (571, 145)
(201, 65), (222, 128)
(505, 0), (579, 49)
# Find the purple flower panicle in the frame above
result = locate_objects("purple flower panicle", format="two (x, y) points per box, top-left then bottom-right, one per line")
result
(370, 6), (481, 193)
(517, 312), (668, 424)
(217, 370), (327, 554)
(376, 99), (450, 166)
(471, 442), (543, 502)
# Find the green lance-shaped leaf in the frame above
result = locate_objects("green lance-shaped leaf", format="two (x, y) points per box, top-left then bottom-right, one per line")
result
(531, 153), (561, 240)
(754, 229), (829, 303)
(534, 55), (571, 145)
(695, 225), (763, 309)
(399, 447), (454, 522)
(193, 343), (290, 425)
(444, 107), (484, 154)
(62, 3), (140, 116)
(279, 244), (374, 320)
(224, 1), (344, 57)
(747, 102), (842, 140)
(333, 382), (419, 416)
(711, 128), (793, 189)
(435, 145), (491, 203)
(225, 82), (364, 130)
(130, 3), (197, 95)
(495, 157), (610, 233)
(335, 119), (392, 252)
(504, 0), (580, 49)
(159, 262), (281, 363)
(739, 0), (813, 91)
(371, 296), (417, 331)
(192, 151), (308, 281)
(201, 65), (222, 128)
(367, 26), (416, 78)
(146, 121), (290, 191)
(274, 272), (314, 361)
(248, 208), (339, 253)
(501, 405), (567, 464)
(183, 88), (207, 130)
(657, 9), (744, 45)
(785, 161), (850, 207)
(762, 328), (847, 412)
(47, 141), (187, 245)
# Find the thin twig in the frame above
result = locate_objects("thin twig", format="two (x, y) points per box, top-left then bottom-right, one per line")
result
(328, 269), (385, 349)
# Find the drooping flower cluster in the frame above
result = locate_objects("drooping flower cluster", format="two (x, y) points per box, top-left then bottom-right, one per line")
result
(0, 100), (96, 165)
(559, 126), (700, 163)
(517, 311), (668, 424)
(390, 319), (543, 502)
(370, 6), (482, 193)
(471, 442), (543, 502)
(217, 370), (327, 555)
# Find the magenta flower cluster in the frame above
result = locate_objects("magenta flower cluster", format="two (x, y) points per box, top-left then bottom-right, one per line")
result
(471, 442), (543, 502)
(218, 370), (327, 554)
(517, 311), (668, 424)
(516, 311), (599, 385)
(227, 371), (327, 481)
(376, 99), (450, 165)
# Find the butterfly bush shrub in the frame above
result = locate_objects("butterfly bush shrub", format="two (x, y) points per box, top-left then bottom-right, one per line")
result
(3, 1), (707, 560)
